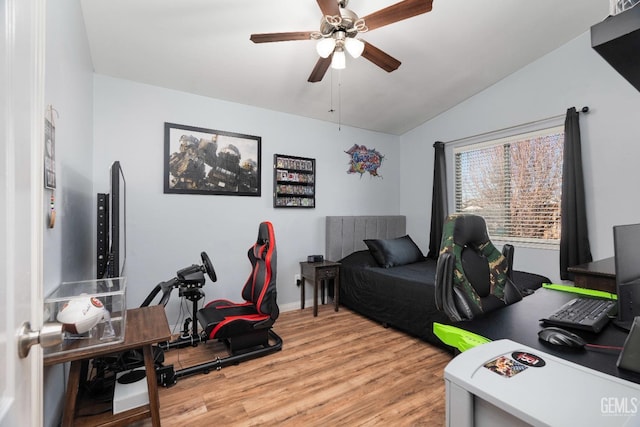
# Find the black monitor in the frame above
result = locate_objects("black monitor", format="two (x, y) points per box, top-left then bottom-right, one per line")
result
(613, 222), (640, 330)
(96, 161), (126, 279)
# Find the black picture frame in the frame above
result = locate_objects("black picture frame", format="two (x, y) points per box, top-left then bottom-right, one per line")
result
(164, 122), (261, 196)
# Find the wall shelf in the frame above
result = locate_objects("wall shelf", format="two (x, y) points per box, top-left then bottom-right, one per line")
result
(273, 154), (315, 208)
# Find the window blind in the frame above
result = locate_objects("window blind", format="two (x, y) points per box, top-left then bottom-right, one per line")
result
(454, 125), (564, 244)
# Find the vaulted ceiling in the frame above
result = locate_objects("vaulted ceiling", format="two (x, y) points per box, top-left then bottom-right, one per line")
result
(80, 0), (609, 135)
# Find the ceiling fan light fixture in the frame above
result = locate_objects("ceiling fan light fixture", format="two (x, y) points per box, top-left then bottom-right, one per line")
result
(344, 37), (364, 58)
(251, 0), (433, 83)
(331, 48), (346, 70)
(316, 37), (336, 58)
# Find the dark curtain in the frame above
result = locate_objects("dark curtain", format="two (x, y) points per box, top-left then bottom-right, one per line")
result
(427, 141), (448, 260)
(560, 107), (592, 280)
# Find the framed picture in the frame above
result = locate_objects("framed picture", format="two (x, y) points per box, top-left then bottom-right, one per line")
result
(164, 122), (261, 196)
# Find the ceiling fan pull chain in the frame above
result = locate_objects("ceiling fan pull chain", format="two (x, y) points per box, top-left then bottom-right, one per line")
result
(338, 74), (342, 131)
(329, 70), (335, 113)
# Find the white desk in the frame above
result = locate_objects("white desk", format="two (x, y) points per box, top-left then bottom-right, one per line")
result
(445, 340), (640, 427)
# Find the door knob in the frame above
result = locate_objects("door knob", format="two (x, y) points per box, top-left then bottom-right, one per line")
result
(18, 322), (63, 358)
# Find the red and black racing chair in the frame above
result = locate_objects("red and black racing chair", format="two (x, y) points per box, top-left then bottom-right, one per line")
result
(135, 221), (281, 385)
(196, 221), (280, 354)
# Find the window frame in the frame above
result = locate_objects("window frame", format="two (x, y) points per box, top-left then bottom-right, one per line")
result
(448, 117), (565, 249)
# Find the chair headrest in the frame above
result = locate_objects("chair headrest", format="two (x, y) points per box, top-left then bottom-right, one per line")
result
(451, 214), (490, 248)
(253, 221), (275, 259)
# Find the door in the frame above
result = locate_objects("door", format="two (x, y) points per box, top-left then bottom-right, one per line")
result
(0, 0), (46, 425)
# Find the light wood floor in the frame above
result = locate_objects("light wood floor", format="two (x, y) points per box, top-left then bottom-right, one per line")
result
(137, 304), (453, 426)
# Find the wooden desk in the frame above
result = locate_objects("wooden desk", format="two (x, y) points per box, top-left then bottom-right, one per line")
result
(300, 261), (340, 317)
(568, 257), (616, 293)
(44, 305), (171, 427)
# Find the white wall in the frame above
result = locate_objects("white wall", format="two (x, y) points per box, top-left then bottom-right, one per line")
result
(44, 1), (95, 288)
(400, 31), (640, 283)
(43, 0), (95, 426)
(92, 75), (400, 323)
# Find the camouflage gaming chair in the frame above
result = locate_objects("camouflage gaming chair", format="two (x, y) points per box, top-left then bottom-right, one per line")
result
(435, 214), (522, 322)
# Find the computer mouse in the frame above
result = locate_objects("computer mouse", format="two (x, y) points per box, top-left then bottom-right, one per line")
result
(538, 327), (586, 348)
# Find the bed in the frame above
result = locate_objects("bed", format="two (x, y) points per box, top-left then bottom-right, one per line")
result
(325, 216), (550, 349)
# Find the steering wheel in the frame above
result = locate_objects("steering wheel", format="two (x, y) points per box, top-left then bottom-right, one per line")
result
(201, 251), (217, 282)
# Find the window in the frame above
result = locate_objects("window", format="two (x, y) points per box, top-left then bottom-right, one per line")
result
(611, 0), (640, 15)
(454, 125), (564, 245)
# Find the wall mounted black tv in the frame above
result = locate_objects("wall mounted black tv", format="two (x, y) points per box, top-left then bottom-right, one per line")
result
(613, 222), (640, 331)
(97, 161), (126, 279)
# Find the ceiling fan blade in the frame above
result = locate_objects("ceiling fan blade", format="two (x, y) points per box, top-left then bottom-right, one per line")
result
(308, 56), (332, 82)
(316, 0), (340, 17)
(250, 32), (313, 43)
(361, 41), (401, 72)
(362, 0), (433, 31)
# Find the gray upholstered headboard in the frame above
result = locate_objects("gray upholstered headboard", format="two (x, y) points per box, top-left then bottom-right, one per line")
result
(325, 216), (407, 262)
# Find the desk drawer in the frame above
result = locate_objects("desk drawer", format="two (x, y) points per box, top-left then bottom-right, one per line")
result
(317, 267), (338, 279)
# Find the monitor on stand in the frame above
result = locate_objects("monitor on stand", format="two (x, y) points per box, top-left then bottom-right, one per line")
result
(613, 223), (640, 331)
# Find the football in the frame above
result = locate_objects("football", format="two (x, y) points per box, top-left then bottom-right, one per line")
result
(57, 295), (106, 334)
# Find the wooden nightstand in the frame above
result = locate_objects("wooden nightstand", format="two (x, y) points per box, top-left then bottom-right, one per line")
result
(300, 261), (340, 317)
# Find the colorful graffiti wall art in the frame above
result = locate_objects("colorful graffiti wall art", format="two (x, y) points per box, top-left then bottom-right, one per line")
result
(345, 144), (384, 178)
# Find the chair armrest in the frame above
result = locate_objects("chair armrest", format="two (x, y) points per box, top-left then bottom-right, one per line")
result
(502, 243), (514, 280)
(504, 277), (523, 304)
(435, 252), (464, 322)
(435, 252), (452, 310)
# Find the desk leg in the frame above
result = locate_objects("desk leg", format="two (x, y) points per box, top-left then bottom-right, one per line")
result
(61, 360), (81, 427)
(313, 279), (319, 317)
(334, 276), (339, 312)
(144, 345), (161, 427)
(300, 277), (305, 310)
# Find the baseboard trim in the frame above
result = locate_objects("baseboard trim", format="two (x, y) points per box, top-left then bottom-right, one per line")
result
(280, 298), (336, 313)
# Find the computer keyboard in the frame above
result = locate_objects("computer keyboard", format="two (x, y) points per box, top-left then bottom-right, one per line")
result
(541, 296), (616, 333)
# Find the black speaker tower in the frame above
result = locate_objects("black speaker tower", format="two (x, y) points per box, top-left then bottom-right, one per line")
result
(96, 193), (109, 279)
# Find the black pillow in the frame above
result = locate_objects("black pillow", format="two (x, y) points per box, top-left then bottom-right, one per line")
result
(364, 235), (425, 268)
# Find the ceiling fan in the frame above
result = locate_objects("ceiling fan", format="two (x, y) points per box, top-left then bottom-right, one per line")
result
(250, 0), (434, 83)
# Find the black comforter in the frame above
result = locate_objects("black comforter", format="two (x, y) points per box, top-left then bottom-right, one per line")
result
(338, 250), (451, 348)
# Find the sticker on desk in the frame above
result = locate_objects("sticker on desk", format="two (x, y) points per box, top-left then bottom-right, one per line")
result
(484, 356), (528, 378)
(512, 351), (546, 367)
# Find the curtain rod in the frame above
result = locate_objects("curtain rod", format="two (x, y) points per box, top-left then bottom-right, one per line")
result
(441, 106), (589, 147)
